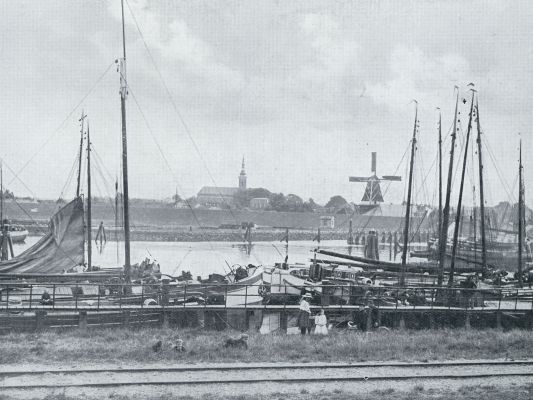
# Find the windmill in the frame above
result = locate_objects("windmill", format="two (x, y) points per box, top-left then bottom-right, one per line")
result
(349, 152), (401, 208)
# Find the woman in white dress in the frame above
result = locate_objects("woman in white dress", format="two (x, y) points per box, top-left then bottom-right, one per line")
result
(314, 309), (328, 335)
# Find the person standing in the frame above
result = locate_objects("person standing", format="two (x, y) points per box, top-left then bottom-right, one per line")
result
(314, 309), (328, 335)
(297, 293), (312, 334)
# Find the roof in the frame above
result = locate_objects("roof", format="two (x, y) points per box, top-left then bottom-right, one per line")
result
(197, 186), (239, 197)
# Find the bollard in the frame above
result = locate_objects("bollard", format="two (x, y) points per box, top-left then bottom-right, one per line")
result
(35, 310), (47, 331)
(122, 310), (131, 327)
(78, 311), (88, 331)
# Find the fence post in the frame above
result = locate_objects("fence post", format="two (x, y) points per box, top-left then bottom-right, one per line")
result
(224, 284), (228, 309)
(75, 284), (79, 310)
(97, 284), (101, 310)
(141, 284), (144, 308)
(119, 285), (123, 309)
(35, 310), (46, 331)
(244, 285), (248, 310)
(123, 310), (131, 327)
(465, 311), (471, 330)
(29, 285), (33, 310)
(5, 285), (8, 311)
(52, 284), (56, 310)
(79, 311), (88, 331)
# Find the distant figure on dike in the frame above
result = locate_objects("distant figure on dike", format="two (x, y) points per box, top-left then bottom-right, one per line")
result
(297, 293), (312, 335)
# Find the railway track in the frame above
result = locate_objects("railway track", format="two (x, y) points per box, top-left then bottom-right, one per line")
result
(2, 360), (533, 390)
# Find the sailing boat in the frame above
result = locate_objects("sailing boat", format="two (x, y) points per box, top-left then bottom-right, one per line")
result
(0, 0), (136, 279)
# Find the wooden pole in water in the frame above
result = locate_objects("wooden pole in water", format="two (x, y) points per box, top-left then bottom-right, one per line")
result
(119, 0), (131, 282)
(400, 101), (418, 287)
(448, 89), (476, 287)
(437, 88), (460, 287)
(475, 97), (488, 278)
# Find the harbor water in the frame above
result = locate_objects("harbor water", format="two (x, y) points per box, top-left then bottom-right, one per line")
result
(16, 237), (416, 278)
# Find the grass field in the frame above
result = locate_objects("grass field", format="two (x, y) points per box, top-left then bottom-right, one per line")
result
(1, 327), (532, 365)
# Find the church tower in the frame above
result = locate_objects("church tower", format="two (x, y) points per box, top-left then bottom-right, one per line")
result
(239, 156), (247, 190)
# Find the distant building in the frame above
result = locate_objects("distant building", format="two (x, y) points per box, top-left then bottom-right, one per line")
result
(197, 158), (247, 207)
(320, 215), (335, 229)
(250, 197), (269, 209)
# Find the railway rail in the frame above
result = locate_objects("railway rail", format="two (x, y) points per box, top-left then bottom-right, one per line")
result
(2, 360), (533, 390)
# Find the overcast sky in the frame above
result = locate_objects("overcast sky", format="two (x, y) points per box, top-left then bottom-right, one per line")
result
(0, 0), (531, 207)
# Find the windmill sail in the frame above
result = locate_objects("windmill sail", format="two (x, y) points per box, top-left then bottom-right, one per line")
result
(0, 197), (84, 274)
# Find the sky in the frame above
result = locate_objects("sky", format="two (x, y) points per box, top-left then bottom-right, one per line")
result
(0, 0), (532, 207)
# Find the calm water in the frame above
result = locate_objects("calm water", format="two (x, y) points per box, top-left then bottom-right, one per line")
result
(18, 236), (406, 278)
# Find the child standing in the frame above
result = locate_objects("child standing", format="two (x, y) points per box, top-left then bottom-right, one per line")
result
(314, 309), (328, 335)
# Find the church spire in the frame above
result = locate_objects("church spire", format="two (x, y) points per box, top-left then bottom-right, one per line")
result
(239, 156), (247, 190)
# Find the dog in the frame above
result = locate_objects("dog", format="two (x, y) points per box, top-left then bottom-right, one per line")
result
(152, 340), (162, 352)
(224, 333), (249, 349)
(172, 339), (186, 352)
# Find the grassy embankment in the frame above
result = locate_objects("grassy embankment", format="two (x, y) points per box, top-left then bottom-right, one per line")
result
(2, 384), (533, 400)
(1, 328), (532, 365)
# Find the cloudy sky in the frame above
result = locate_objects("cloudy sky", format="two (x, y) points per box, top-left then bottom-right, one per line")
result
(0, 0), (531, 207)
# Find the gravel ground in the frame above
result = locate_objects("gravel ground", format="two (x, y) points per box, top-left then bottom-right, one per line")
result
(1, 361), (532, 399)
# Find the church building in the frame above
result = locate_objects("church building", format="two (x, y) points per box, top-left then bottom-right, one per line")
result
(196, 158), (247, 207)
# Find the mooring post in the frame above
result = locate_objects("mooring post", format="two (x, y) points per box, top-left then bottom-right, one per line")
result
(79, 311), (88, 331)
(35, 310), (46, 331)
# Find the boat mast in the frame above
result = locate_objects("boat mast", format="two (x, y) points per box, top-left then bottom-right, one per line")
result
(400, 101), (418, 286)
(448, 89), (476, 287)
(437, 88), (460, 287)
(76, 111), (86, 198)
(1, 161), (3, 230)
(119, 0), (131, 281)
(518, 138), (524, 288)
(86, 123), (92, 271)
(475, 97), (487, 277)
(438, 108), (442, 238)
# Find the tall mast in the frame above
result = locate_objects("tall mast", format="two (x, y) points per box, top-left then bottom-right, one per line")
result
(448, 89), (476, 287)
(119, 0), (131, 281)
(86, 123), (92, 271)
(1, 161), (3, 230)
(518, 139), (524, 288)
(475, 97), (487, 277)
(76, 111), (86, 198)
(437, 88), (460, 287)
(438, 108), (442, 238)
(400, 101), (418, 286)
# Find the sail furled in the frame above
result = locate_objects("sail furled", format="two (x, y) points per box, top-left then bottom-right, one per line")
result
(0, 197), (84, 274)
